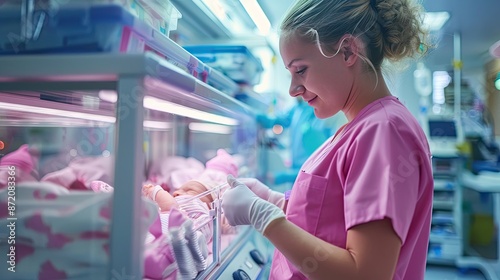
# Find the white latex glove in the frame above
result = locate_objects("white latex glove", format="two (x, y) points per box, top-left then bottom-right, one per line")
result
(238, 178), (285, 209)
(222, 175), (285, 235)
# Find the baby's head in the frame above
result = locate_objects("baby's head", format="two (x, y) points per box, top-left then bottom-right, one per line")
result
(173, 180), (214, 204)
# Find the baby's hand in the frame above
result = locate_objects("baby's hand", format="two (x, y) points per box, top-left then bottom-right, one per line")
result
(142, 184), (178, 212)
(142, 184), (156, 199)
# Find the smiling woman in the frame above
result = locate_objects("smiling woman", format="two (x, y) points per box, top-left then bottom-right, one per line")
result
(220, 1), (435, 280)
(280, 33), (356, 119)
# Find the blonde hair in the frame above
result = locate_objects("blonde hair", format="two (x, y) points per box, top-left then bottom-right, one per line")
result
(280, 0), (429, 70)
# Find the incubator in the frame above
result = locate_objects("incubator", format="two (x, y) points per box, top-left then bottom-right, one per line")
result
(0, 52), (269, 279)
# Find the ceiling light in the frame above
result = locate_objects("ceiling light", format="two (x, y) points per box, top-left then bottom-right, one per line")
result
(197, 0), (271, 36)
(423, 12), (450, 31)
(239, 0), (271, 35)
(199, 0), (247, 35)
(201, 0), (225, 19)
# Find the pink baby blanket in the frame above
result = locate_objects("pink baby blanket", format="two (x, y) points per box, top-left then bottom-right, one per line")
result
(0, 182), (157, 280)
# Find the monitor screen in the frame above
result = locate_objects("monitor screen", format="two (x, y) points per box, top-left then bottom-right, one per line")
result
(428, 120), (457, 138)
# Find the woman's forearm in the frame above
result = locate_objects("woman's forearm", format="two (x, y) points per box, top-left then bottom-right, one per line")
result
(263, 218), (358, 280)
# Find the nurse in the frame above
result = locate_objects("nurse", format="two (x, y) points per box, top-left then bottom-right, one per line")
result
(221, 0), (434, 279)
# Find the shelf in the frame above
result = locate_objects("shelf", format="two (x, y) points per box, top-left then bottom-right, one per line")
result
(429, 239), (462, 263)
(430, 233), (461, 244)
(429, 156), (464, 268)
(433, 200), (454, 210)
(0, 53), (257, 119)
(432, 212), (455, 224)
(434, 179), (456, 191)
(457, 256), (500, 280)
(427, 257), (456, 266)
(462, 171), (500, 193)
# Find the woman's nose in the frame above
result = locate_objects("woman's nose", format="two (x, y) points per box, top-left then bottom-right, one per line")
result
(289, 84), (305, 97)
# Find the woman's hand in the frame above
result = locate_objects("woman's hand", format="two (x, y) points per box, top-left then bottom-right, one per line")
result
(237, 177), (285, 209)
(221, 175), (285, 234)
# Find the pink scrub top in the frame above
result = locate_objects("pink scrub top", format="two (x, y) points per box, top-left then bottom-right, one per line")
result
(270, 96), (433, 280)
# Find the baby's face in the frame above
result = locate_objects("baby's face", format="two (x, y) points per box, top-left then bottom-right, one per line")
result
(173, 180), (213, 204)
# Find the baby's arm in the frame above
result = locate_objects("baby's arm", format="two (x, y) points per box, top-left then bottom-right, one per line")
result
(142, 184), (178, 212)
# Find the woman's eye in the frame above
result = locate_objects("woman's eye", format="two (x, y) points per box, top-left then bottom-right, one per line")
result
(295, 68), (307, 75)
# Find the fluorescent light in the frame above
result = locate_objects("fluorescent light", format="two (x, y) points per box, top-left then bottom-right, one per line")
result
(144, 120), (172, 130)
(239, 0), (271, 35)
(0, 95), (238, 127)
(143, 96), (239, 126)
(200, 0), (246, 35)
(201, 0), (226, 19)
(0, 102), (173, 129)
(423, 12), (450, 31)
(0, 102), (116, 123)
(99, 91), (239, 126)
(198, 0), (271, 35)
(189, 122), (232, 134)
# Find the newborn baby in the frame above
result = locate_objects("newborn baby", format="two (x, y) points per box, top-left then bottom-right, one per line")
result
(142, 180), (216, 212)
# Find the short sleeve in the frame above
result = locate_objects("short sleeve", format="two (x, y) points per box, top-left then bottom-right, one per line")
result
(343, 121), (422, 243)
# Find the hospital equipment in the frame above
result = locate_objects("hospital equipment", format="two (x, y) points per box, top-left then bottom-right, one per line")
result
(457, 171), (500, 280)
(0, 52), (269, 279)
(425, 115), (462, 157)
(428, 156), (464, 265)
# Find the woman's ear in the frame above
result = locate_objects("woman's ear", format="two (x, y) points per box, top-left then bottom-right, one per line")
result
(338, 34), (359, 66)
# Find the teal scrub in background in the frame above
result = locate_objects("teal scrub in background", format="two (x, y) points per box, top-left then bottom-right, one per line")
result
(259, 97), (347, 184)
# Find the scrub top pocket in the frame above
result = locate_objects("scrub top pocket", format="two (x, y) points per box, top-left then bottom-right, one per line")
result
(286, 171), (328, 235)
